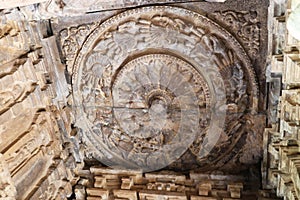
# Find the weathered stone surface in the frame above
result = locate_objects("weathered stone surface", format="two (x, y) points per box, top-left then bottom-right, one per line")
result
(68, 4), (264, 173)
(287, 1), (300, 40)
(36, 0), (226, 18)
(263, 0), (300, 199)
(1, 0), (298, 199)
(0, 7), (77, 200)
(0, 0), (47, 9)
(77, 166), (261, 200)
(0, 154), (16, 199)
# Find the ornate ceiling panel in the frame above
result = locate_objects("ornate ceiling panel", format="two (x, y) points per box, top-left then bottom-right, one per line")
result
(68, 5), (265, 172)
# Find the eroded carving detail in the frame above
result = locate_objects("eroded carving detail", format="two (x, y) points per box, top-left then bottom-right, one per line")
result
(72, 6), (261, 172)
(4, 113), (53, 176)
(59, 23), (99, 72)
(0, 8), (77, 200)
(0, 154), (17, 199)
(80, 53), (210, 171)
(0, 81), (36, 114)
(0, 21), (30, 66)
(212, 10), (260, 57)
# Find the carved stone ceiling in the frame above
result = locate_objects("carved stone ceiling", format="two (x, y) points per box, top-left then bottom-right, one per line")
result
(0, 0), (291, 199)
(58, 2), (269, 173)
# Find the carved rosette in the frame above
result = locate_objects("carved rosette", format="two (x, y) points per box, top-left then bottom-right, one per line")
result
(72, 6), (260, 172)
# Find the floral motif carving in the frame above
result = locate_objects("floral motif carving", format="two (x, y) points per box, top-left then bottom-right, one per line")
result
(97, 54), (209, 171)
(212, 10), (260, 57)
(72, 6), (261, 172)
(59, 23), (99, 72)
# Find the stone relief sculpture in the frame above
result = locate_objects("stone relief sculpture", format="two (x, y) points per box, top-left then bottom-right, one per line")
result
(0, 81), (36, 114)
(60, 23), (99, 71)
(70, 6), (262, 172)
(212, 10), (260, 57)
(0, 0), (277, 199)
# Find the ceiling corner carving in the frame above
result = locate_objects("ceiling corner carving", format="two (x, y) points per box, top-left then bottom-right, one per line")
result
(59, 22), (100, 72)
(62, 5), (264, 172)
(212, 10), (260, 58)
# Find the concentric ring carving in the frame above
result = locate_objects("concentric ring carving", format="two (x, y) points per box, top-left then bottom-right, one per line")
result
(72, 6), (260, 171)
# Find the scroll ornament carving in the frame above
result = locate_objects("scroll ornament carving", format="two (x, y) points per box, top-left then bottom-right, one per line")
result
(72, 6), (261, 171)
(59, 23), (99, 72)
(212, 10), (260, 57)
(0, 81), (37, 114)
(0, 108), (40, 153)
(4, 114), (52, 176)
